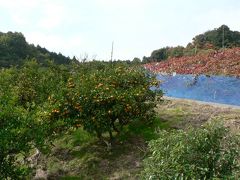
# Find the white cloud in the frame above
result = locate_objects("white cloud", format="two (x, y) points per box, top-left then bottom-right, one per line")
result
(26, 31), (86, 57)
(1, 0), (240, 60)
(0, 0), (39, 26)
(0, 0), (39, 9)
(195, 8), (240, 33)
(37, 1), (67, 30)
(97, 0), (145, 6)
(0, 0), (67, 30)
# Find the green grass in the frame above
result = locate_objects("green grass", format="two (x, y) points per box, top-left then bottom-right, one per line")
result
(37, 102), (189, 179)
(118, 117), (173, 142)
(39, 116), (177, 179)
(38, 98), (240, 179)
(124, 107), (185, 141)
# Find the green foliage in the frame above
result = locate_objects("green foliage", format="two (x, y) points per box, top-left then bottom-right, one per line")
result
(0, 60), (70, 179)
(150, 47), (169, 62)
(144, 46), (185, 63)
(141, 121), (240, 179)
(0, 32), (27, 67)
(142, 56), (149, 63)
(50, 64), (162, 142)
(0, 69), (29, 178)
(0, 68), (37, 178)
(0, 60), (161, 178)
(132, 57), (142, 64)
(143, 25), (240, 63)
(168, 46), (184, 58)
(192, 25), (240, 49)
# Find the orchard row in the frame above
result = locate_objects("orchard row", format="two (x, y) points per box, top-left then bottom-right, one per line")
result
(0, 61), (161, 179)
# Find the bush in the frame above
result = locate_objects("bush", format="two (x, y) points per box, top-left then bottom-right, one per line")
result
(141, 121), (240, 179)
(0, 61), (70, 179)
(0, 67), (38, 178)
(51, 64), (162, 142)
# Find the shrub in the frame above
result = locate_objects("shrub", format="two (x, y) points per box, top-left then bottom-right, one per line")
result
(51, 64), (162, 143)
(0, 61), (69, 179)
(0, 68), (38, 179)
(141, 121), (240, 179)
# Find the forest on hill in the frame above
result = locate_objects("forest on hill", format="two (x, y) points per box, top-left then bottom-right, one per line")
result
(1, 25), (240, 68)
(0, 31), (77, 67)
(143, 25), (240, 63)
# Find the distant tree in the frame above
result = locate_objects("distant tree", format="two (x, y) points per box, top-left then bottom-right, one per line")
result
(192, 25), (240, 49)
(150, 47), (169, 61)
(0, 32), (28, 67)
(184, 43), (196, 56)
(142, 56), (150, 63)
(168, 46), (184, 58)
(144, 25), (240, 61)
(193, 34), (207, 49)
(72, 56), (79, 63)
(132, 57), (141, 64)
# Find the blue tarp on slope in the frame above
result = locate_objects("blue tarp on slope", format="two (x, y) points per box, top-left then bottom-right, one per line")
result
(156, 74), (240, 106)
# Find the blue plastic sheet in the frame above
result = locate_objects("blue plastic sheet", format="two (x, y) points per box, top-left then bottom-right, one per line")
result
(156, 74), (240, 106)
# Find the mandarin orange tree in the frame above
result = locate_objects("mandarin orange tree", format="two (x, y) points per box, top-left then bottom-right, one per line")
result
(51, 63), (162, 143)
(0, 66), (46, 179)
(0, 60), (70, 179)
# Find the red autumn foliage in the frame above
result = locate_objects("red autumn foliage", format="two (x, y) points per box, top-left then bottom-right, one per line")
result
(144, 48), (240, 76)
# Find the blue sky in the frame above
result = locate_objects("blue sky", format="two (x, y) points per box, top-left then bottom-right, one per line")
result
(0, 0), (239, 60)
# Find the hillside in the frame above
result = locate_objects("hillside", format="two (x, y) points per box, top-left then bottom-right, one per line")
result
(144, 48), (240, 76)
(143, 25), (240, 63)
(0, 31), (77, 67)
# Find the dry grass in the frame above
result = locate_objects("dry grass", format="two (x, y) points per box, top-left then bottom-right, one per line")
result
(157, 97), (240, 130)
